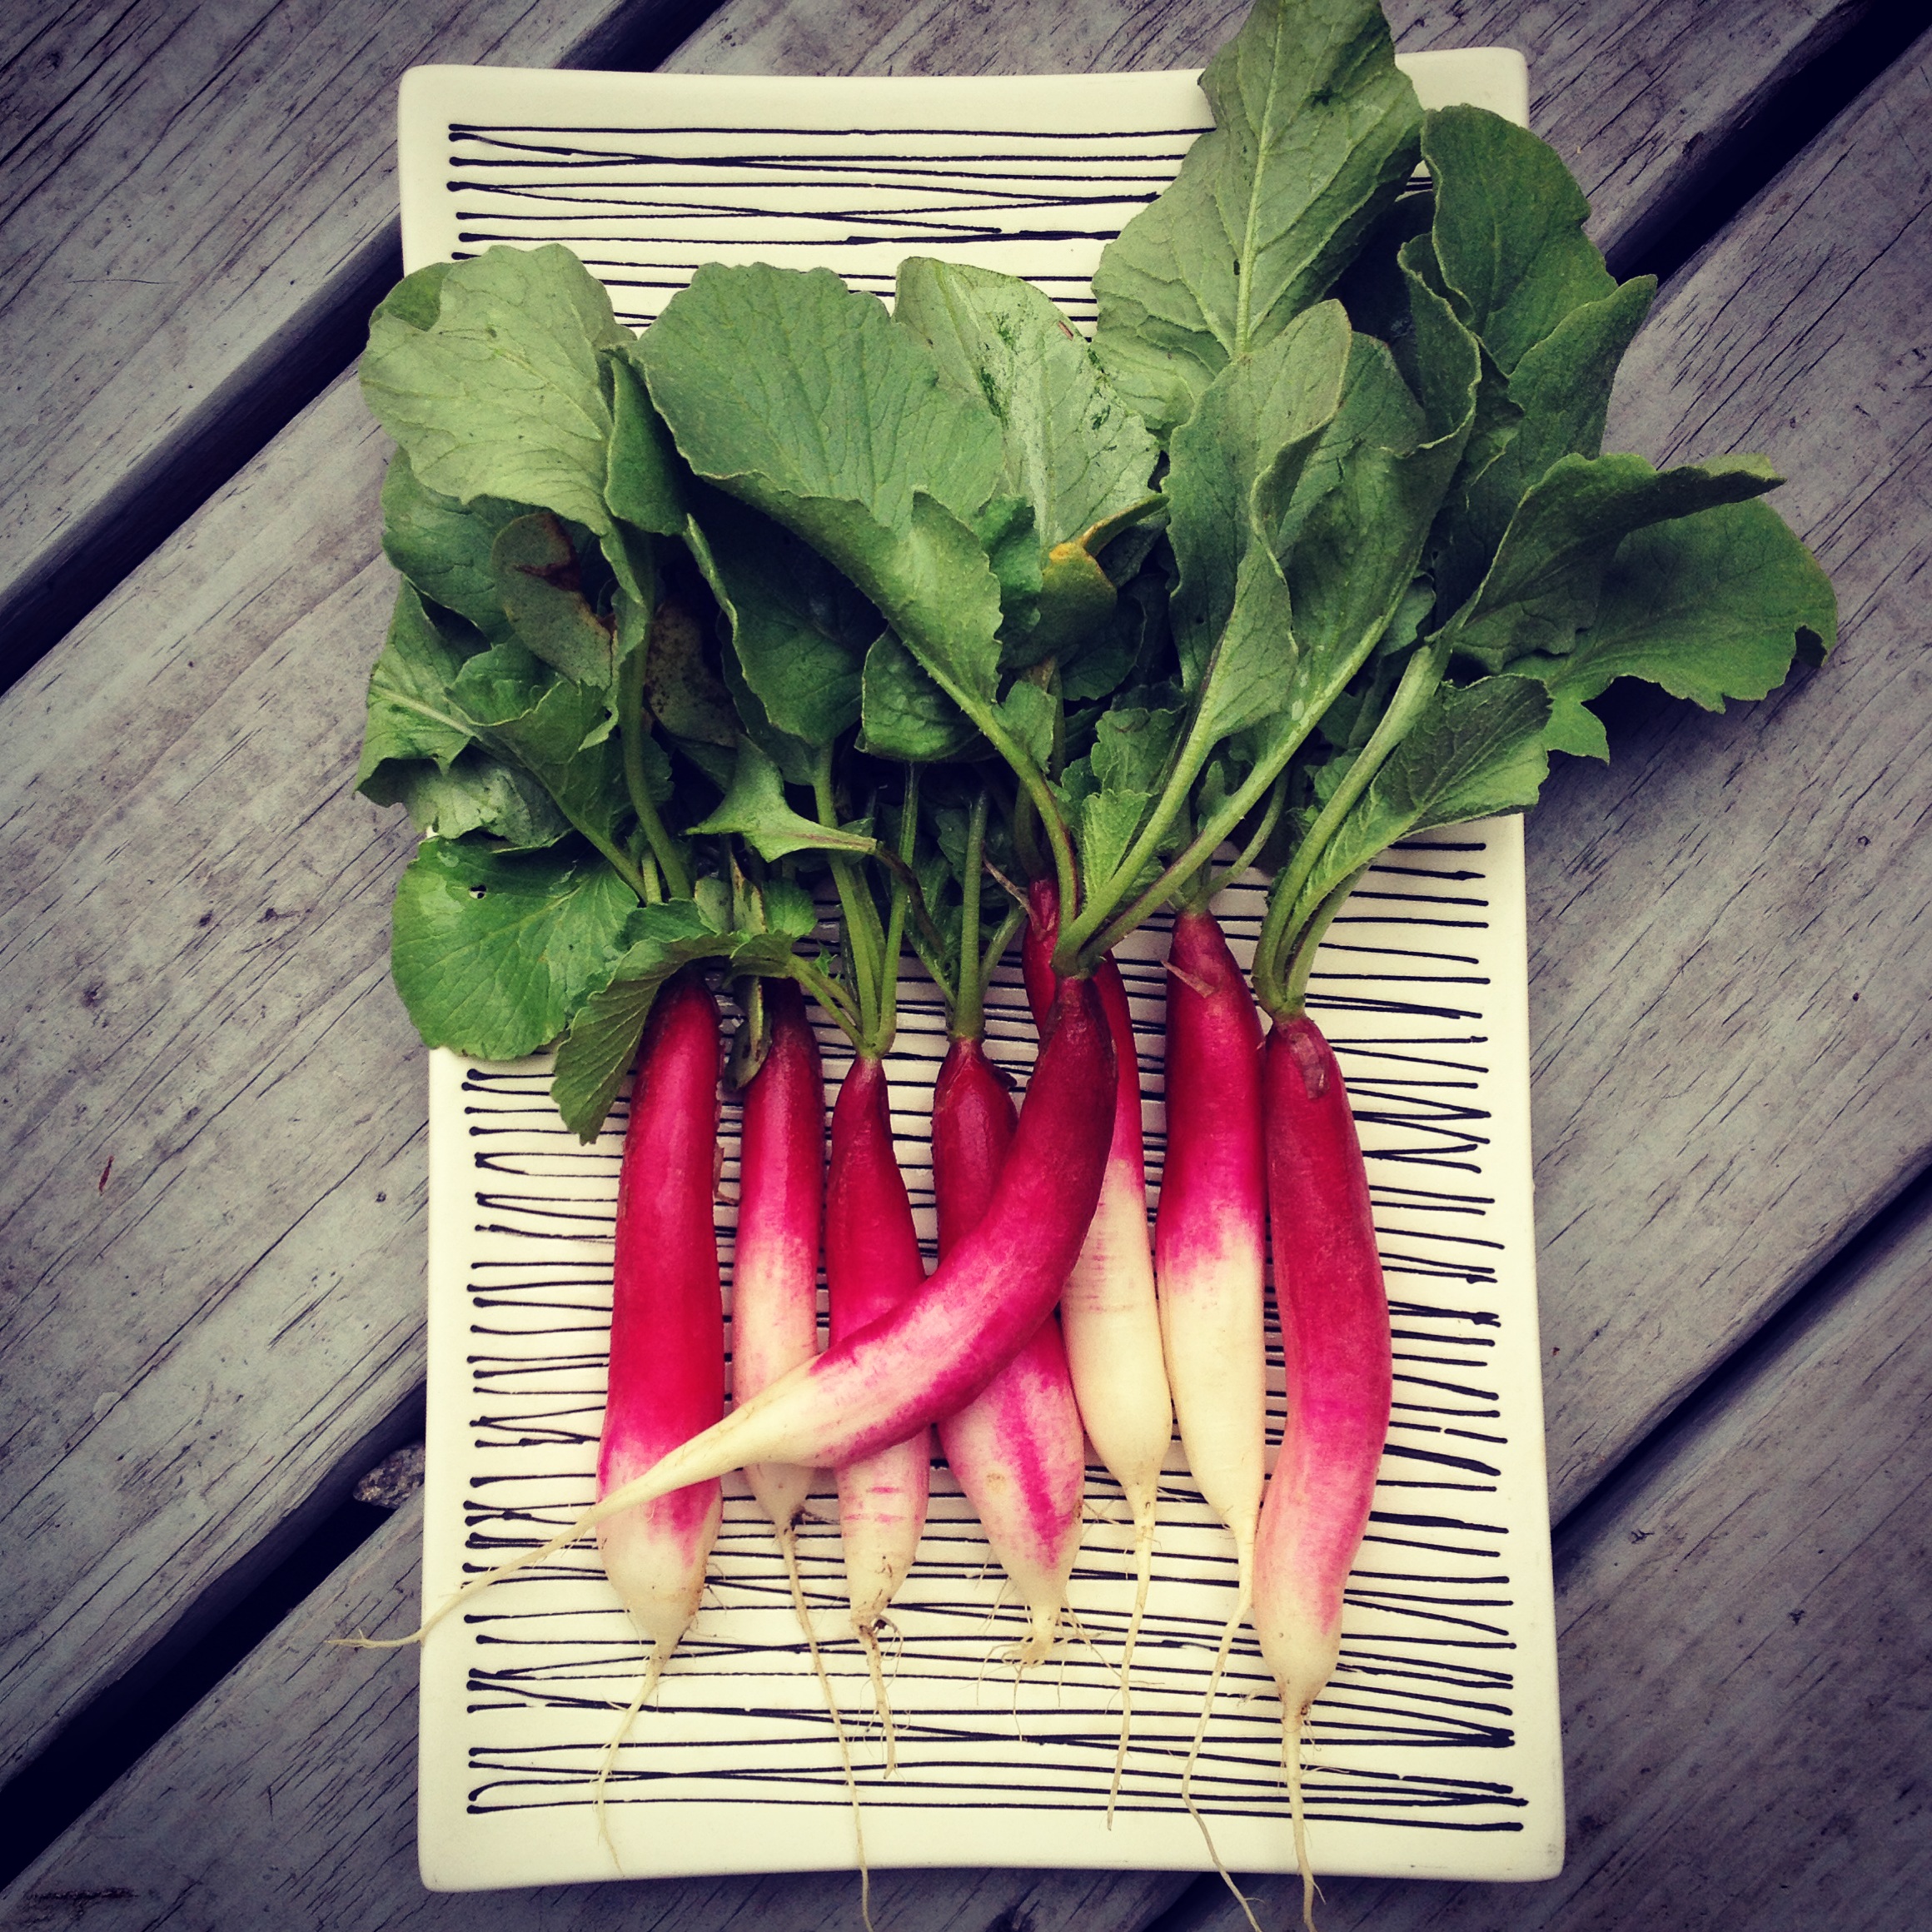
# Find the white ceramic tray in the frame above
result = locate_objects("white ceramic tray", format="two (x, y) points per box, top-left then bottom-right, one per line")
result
(403, 52), (1562, 1895)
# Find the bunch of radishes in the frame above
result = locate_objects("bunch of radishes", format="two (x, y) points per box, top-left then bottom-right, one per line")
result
(351, 0), (1832, 1915)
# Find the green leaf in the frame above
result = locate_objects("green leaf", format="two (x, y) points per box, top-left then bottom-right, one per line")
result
(638, 262), (1004, 533)
(1447, 451), (1786, 670)
(643, 595), (739, 747)
(1031, 540), (1120, 664)
(859, 630), (982, 761)
(549, 901), (729, 1138)
(1437, 278), (1656, 604)
(1295, 676), (1552, 914)
(894, 257), (1161, 550)
(685, 490), (880, 746)
(371, 749), (571, 849)
(379, 451), (526, 643)
(361, 245), (629, 532)
(1268, 307), (1476, 736)
(448, 642), (626, 851)
(1166, 301), (1352, 692)
(491, 513), (616, 688)
(759, 878), (821, 942)
(639, 264), (1011, 744)
(1093, 705), (1183, 796)
(1423, 107), (1616, 376)
(1506, 496), (1836, 758)
(357, 584), (482, 791)
(689, 737), (877, 862)
(1091, 0), (1422, 436)
(995, 680), (1057, 774)
(391, 839), (639, 1060)
(604, 352), (687, 536)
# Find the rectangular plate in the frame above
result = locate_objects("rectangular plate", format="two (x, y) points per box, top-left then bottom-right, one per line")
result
(406, 52), (1561, 1895)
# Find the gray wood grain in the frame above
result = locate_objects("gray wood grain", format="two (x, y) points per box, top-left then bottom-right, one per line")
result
(0, 0), (1921, 1871)
(0, 0), (1871, 667)
(672, 0), (1876, 265)
(0, 1499), (1191, 1932)
(0, 0), (712, 659)
(1143, 1186), (1932, 1932)
(1524, 25), (1932, 1512)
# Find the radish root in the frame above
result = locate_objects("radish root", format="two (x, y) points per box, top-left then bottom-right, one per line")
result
(591, 1642), (669, 1865)
(776, 1521), (873, 1932)
(1106, 1502), (1158, 1824)
(1283, 1704), (1320, 1932)
(1179, 1571), (1261, 1932)
(854, 1621), (898, 1776)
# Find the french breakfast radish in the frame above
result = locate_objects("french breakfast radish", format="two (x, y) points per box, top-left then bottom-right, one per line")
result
(931, 1034), (1085, 1666)
(597, 970), (725, 1700)
(1154, 903), (1268, 1907)
(1254, 1014), (1392, 1932)
(1154, 906), (1268, 1622)
(1023, 881), (1172, 1807)
(827, 1052), (933, 1748)
(387, 974), (1115, 1641)
(731, 980), (826, 1561)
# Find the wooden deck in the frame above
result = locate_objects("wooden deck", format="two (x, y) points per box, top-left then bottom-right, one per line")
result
(2, 0), (1927, 1925)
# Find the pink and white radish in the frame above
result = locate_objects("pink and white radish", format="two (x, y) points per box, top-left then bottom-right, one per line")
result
(730, 979), (826, 1569)
(930, 1033), (1085, 1666)
(1154, 906), (1268, 1626)
(826, 1051), (933, 1753)
(1254, 1013), (1392, 1932)
(597, 970), (726, 1698)
(588, 968), (726, 1846)
(1023, 881), (1172, 1807)
(1154, 901), (1269, 1904)
(391, 973), (1116, 1638)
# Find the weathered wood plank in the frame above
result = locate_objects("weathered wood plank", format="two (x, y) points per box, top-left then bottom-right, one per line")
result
(672, 0), (1875, 266)
(0, 0), (1922, 1851)
(1143, 1181), (1932, 1932)
(0, 1498), (1192, 1932)
(0, 0), (719, 669)
(0, 0), (1872, 676)
(1524, 25), (1932, 1511)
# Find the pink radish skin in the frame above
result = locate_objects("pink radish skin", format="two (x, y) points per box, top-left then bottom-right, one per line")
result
(732, 979), (825, 1537)
(1022, 886), (1171, 1536)
(1154, 907), (1268, 1605)
(931, 1036), (1085, 1666)
(597, 971), (725, 1693)
(827, 1055), (932, 1661)
(1023, 884), (1172, 1810)
(1255, 1014), (1392, 1932)
(406, 977), (1114, 1629)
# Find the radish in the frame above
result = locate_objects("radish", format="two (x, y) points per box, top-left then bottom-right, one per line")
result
(1153, 906), (1268, 1624)
(1153, 902), (1268, 1900)
(1023, 880), (1172, 1810)
(1253, 1014), (1392, 1931)
(590, 968), (725, 1829)
(730, 979), (826, 1578)
(826, 1050), (933, 1756)
(382, 973), (1115, 1640)
(930, 1032), (1085, 1666)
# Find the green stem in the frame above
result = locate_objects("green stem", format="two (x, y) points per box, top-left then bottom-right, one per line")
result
(978, 899), (1025, 1006)
(953, 791), (988, 1042)
(785, 952), (862, 1041)
(618, 642), (691, 901)
(1277, 869), (1368, 1018)
(814, 742), (884, 1042)
(1208, 769), (1291, 899)
(875, 767), (921, 1052)
(1252, 637), (1450, 1013)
